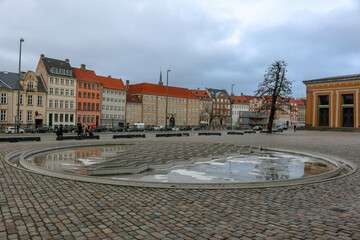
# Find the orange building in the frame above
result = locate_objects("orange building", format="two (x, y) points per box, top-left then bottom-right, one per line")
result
(73, 64), (102, 127)
(303, 74), (359, 128)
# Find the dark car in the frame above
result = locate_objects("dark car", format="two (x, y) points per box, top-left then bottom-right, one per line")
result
(32, 125), (53, 133)
(180, 125), (191, 131)
(21, 125), (33, 133)
(145, 126), (155, 131)
(112, 126), (124, 132)
(126, 126), (141, 132)
(193, 126), (200, 131)
(253, 126), (263, 131)
(94, 126), (107, 132)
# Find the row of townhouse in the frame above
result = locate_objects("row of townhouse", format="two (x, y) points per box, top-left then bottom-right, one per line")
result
(0, 54), (306, 131)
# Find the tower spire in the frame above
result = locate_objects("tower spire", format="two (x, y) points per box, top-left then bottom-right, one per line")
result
(158, 68), (163, 85)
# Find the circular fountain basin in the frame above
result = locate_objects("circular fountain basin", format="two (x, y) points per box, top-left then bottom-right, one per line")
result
(7, 142), (354, 189)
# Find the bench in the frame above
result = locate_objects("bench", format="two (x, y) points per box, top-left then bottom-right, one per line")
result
(156, 133), (189, 137)
(113, 134), (146, 139)
(198, 132), (221, 136)
(0, 137), (41, 142)
(56, 135), (100, 140)
(227, 132), (244, 135)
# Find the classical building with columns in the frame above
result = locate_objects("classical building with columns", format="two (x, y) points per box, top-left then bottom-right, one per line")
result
(303, 74), (360, 128)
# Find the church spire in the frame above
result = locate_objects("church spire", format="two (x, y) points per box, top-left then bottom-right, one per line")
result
(158, 68), (163, 85)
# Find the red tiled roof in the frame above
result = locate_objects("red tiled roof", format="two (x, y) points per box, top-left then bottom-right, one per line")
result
(128, 83), (198, 99)
(190, 89), (211, 101)
(290, 99), (305, 105)
(96, 75), (126, 90)
(126, 94), (141, 103)
(231, 95), (248, 104)
(72, 68), (102, 83)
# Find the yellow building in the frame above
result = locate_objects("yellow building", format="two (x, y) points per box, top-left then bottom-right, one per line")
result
(303, 74), (359, 128)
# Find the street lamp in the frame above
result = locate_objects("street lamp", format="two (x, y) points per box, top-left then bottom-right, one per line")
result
(231, 83), (235, 130)
(17, 38), (24, 133)
(165, 69), (171, 130)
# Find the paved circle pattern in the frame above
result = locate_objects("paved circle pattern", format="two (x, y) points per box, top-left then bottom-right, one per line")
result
(1, 131), (360, 239)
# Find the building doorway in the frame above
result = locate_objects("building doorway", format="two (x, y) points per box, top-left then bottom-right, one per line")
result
(35, 119), (43, 128)
(318, 108), (329, 126)
(342, 108), (354, 127)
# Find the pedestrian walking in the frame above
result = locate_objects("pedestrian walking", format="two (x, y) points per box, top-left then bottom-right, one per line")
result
(59, 124), (63, 137)
(294, 125), (297, 132)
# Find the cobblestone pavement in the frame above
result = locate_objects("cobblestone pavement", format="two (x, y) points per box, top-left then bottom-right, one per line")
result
(1, 131), (360, 239)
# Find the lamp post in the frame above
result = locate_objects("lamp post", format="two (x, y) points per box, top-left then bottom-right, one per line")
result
(165, 69), (171, 130)
(231, 83), (235, 130)
(17, 38), (24, 133)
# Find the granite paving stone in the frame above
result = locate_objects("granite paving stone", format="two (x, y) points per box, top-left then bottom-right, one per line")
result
(0, 131), (359, 239)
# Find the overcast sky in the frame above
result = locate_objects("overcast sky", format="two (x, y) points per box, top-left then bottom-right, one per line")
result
(1, 0), (359, 98)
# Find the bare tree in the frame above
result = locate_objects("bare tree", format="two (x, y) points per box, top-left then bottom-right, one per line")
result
(200, 101), (214, 128)
(255, 60), (292, 133)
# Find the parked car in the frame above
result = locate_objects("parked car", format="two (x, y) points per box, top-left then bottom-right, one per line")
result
(253, 126), (263, 131)
(193, 126), (200, 131)
(6, 127), (25, 134)
(21, 125), (33, 133)
(153, 125), (162, 131)
(160, 126), (173, 131)
(112, 126), (124, 132)
(94, 126), (107, 132)
(145, 126), (155, 131)
(32, 126), (53, 133)
(180, 125), (191, 131)
(126, 126), (142, 132)
(172, 127), (180, 131)
(277, 125), (288, 130)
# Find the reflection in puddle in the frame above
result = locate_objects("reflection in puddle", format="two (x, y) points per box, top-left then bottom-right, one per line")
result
(24, 145), (335, 183)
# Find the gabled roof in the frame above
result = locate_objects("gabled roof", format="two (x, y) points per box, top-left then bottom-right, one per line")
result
(206, 88), (230, 99)
(40, 55), (75, 77)
(190, 89), (211, 101)
(289, 99), (305, 105)
(126, 94), (141, 103)
(96, 75), (126, 90)
(0, 71), (46, 92)
(73, 68), (102, 84)
(128, 83), (198, 99)
(230, 95), (248, 104)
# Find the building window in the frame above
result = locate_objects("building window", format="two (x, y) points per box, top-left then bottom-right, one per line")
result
(54, 114), (58, 122)
(19, 110), (22, 121)
(60, 89), (64, 95)
(84, 83), (87, 89)
(50, 77), (54, 83)
(1, 93), (7, 104)
(65, 114), (69, 122)
(79, 92), (82, 98)
(55, 100), (58, 108)
(27, 95), (33, 105)
(97, 93), (100, 99)
(71, 80), (74, 86)
(19, 94), (23, 104)
(27, 81), (34, 91)
(83, 115), (86, 122)
(66, 79), (69, 85)
(37, 96), (43, 106)
(0, 110), (6, 121)
(78, 102), (81, 110)
(87, 103), (90, 110)
(55, 88), (59, 95)
(78, 115), (81, 123)
(50, 88), (54, 94)
(60, 101), (64, 108)
(84, 92), (87, 98)
(65, 89), (69, 96)
(55, 78), (59, 84)
(97, 85), (100, 90)
(70, 90), (74, 96)
(60, 114), (64, 122)
(96, 103), (99, 111)
(49, 100), (53, 108)
(83, 102), (86, 110)
(92, 103), (95, 111)
(61, 78), (64, 85)
(88, 92), (91, 98)
(79, 82), (82, 88)
(27, 111), (32, 122)
(70, 101), (74, 109)
(65, 101), (69, 109)
(92, 93), (95, 99)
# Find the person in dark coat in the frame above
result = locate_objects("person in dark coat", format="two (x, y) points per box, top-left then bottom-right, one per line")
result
(59, 124), (63, 137)
(77, 123), (82, 136)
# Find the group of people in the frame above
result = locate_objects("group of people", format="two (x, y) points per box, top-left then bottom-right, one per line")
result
(77, 123), (93, 136)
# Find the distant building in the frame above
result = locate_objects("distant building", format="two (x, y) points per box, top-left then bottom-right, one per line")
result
(126, 93), (142, 126)
(290, 99), (306, 125)
(73, 64), (102, 127)
(191, 89), (212, 127)
(0, 71), (47, 129)
(230, 94), (249, 128)
(205, 88), (231, 128)
(128, 82), (200, 127)
(303, 74), (359, 128)
(97, 75), (127, 128)
(35, 54), (77, 127)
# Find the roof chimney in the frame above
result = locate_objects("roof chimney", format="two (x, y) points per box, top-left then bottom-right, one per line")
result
(108, 75), (111, 78)
(126, 80), (130, 90)
(65, 59), (69, 63)
(40, 54), (44, 58)
(197, 88), (200, 90)
(241, 92), (244, 97)
(81, 64), (86, 71)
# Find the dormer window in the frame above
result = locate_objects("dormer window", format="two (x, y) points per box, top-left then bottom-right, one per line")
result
(27, 81), (34, 91)
(51, 67), (58, 74)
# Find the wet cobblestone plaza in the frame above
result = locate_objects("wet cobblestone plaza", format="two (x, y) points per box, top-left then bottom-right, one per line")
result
(1, 131), (360, 239)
